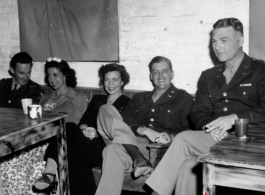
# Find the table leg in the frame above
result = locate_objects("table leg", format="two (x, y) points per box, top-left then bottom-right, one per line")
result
(57, 118), (70, 195)
(203, 163), (215, 195)
(0, 170), (3, 195)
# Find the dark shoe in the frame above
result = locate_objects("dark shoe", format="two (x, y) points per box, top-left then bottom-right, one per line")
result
(34, 173), (58, 194)
(133, 158), (152, 177)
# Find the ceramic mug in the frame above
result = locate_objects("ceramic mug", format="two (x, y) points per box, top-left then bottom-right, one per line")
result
(28, 105), (42, 119)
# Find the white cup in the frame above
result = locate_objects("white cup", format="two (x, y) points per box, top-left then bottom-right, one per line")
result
(21, 98), (33, 115)
(28, 104), (42, 119)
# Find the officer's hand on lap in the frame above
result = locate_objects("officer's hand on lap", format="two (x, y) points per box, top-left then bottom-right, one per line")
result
(154, 132), (171, 144)
(142, 128), (161, 142)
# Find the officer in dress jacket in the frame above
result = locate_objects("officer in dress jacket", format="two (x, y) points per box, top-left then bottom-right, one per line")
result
(0, 78), (43, 108)
(190, 53), (265, 132)
(123, 83), (194, 136)
(0, 52), (43, 108)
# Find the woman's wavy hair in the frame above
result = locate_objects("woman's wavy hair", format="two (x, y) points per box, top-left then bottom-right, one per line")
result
(98, 63), (130, 90)
(44, 59), (77, 88)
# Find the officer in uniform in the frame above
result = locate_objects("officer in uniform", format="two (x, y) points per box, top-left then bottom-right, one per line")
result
(95, 56), (194, 195)
(123, 56), (194, 142)
(146, 18), (265, 195)
(0, 52), (43, 108)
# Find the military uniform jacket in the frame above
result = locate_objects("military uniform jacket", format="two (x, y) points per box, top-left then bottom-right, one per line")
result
(122, 84), (194, 136)
(190, 54), (265, 130)
(0, 78), (43, 108)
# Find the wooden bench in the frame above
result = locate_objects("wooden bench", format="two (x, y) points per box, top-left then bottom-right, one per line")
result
(42, 85), (142, 102)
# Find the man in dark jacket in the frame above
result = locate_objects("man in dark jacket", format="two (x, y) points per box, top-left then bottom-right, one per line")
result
(0, 52), (43, 108)
(146, 18), (265, 195)
(95, 56), (194, 195)
(123, 56), (194, 143)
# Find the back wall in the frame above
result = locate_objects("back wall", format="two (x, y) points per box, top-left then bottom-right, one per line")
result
(0, 0), (249, 93)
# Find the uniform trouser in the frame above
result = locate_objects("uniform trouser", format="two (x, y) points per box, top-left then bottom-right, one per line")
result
(95, 104), (149, 195)
(145, 130), (216, 195)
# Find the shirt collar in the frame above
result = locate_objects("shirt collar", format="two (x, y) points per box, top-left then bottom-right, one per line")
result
(12, 78), (21, 90)
(225, 53), (245, 73)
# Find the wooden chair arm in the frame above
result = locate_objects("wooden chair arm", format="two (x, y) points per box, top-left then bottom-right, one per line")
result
(147, 142), (169, 149)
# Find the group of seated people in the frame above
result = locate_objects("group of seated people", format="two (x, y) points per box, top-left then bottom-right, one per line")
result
(0, 17), (265, 195)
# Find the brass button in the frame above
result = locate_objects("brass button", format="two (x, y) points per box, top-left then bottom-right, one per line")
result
(150, 118), (154, 122)
(225, 99), (228, 103)
(223, 92), (227, 97)
(243, 92), (246, 95)
(151, 109), (155, 112)
(223, 107), (228, 111)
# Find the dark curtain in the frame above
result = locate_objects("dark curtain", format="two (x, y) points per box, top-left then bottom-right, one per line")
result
(18, 0), (119, 62)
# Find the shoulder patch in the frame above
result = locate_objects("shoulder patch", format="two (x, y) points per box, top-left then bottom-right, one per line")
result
(177, 88), (188, 94)
(0, 78), (11, 84)
(252, 58), (265, 64)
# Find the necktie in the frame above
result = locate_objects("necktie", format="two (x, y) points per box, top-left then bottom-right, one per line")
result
(223, 65), (234, 84)
(13, 83), (18, 91)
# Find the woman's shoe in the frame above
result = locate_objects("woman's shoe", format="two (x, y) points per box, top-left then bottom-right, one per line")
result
(34, 173), (58, 193)
(133, 158), (153, 177)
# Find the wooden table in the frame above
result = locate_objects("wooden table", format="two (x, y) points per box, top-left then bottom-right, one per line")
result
(198, 134), (265, 195)
(0, 107), (69, 195)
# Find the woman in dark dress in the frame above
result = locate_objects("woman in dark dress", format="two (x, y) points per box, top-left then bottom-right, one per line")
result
(75, 63), (131, 194)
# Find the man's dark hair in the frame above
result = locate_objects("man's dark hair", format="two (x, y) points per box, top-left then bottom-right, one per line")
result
(10, 52), (33, 70)
(213, 17), (243, 35)
(148, 56), (173, 72)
